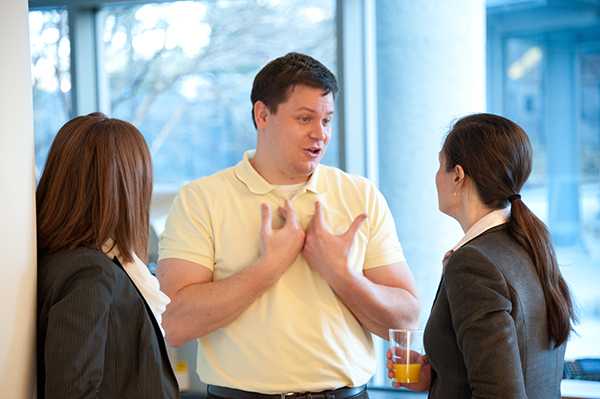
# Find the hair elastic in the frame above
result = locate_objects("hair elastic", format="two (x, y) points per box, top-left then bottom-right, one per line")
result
(508, 193), (521, 202)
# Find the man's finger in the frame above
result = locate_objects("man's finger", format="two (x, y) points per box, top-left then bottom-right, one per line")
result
(283, 200), (299, 227)
(311, 201), (325, 229)
(305, 201), (319, 233)
(343, 213), (367, 241)
(260, 203), (272, 235)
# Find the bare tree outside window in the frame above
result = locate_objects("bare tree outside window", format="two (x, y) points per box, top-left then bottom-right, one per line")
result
(102, 0), (337, 186)
(29, 9), (71, 177)
(30, 1), (336, 186)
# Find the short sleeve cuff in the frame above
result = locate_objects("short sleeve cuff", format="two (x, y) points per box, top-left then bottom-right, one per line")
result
(364, 252), (407, 270)
(158, 250), (214, 271)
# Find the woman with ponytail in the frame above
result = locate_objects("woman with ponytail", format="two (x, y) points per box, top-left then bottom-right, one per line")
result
(389, 113), (575, 398)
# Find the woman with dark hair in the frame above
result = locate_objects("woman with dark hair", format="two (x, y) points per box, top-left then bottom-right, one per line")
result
(389, 113), (575, 398)
(37, 112), (179, 399)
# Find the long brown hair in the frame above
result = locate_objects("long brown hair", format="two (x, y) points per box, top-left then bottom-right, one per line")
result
(36, 112), (152, 263)
(442, 113), (575, 347)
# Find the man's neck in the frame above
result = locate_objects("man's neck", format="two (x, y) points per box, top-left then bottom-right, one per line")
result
(250, 152), (310, 185)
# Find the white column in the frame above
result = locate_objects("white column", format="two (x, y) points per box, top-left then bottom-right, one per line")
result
(0, 0), (36, 397)
(376, 0), (487, 320)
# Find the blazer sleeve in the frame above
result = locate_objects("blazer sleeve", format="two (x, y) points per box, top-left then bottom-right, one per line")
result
(43, 263), (114, 399)
(444, 246), (528, 399)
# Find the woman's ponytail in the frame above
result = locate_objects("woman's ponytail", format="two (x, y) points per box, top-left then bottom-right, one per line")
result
(509, 198), (575, 346)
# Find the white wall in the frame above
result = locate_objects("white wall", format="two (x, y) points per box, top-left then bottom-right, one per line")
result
(0, 0), (37, 397)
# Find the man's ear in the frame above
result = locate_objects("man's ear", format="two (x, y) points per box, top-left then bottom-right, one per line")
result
(253, 101), (270, 130)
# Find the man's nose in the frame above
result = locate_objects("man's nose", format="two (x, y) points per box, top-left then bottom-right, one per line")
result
(310, 121), (329, 142)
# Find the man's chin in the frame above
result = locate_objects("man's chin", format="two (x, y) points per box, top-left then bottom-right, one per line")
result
(299, 160), (320, 175)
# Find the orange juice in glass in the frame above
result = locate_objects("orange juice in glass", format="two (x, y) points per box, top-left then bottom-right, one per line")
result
(389, 329), (424, 384)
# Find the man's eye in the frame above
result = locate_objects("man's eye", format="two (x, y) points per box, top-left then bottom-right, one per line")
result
(323, 118), (332, 126)
(298, 116), (312, 124)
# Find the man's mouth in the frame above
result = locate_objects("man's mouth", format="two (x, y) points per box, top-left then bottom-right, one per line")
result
(304, 147), (322, 158)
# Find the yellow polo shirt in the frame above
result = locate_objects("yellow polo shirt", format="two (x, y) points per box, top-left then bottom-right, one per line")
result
(159, 151), (406, 393)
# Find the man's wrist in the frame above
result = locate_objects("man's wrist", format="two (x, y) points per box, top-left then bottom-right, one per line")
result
(252, 255), (282, 286)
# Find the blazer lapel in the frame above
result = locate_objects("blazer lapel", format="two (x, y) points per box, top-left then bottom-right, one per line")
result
(111, 257), (178, 383)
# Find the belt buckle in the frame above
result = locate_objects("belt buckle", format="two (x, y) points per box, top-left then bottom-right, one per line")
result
(280, 393), (295, 399)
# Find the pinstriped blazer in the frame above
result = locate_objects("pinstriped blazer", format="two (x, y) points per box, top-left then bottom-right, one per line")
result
(424, 225), (565, 399)
(37, 247), (179, 399)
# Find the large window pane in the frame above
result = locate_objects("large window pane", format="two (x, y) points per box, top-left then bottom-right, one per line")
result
(504, 38), (545, 184)
(503, 36), (600, 360)
(101, 0), (337, 188)
(568, 48), (600, 359)
(29, 9), (71, 177)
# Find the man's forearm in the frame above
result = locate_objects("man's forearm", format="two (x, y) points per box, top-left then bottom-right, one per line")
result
(162, 258), (276, 346)
(328, 274), (420, 339)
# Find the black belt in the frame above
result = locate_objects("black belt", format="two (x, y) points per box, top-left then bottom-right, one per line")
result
(207, 384), (366, 399)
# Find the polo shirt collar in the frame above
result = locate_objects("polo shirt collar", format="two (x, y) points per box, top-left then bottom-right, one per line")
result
(304, 165), (323, 194)
(234, 150), (325, 195)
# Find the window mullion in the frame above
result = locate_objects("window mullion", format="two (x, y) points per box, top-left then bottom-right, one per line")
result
(68, 4), (100, 116)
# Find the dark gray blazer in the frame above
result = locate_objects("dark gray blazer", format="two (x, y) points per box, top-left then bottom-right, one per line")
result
(37, 247), (179, 399)
(424, 224), (565, 399)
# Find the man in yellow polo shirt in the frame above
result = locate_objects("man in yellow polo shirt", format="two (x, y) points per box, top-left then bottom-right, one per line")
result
(157, 52), (419, 399)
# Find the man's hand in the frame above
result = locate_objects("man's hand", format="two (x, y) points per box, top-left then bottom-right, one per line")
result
(158, 202), (305, 345)
(259, 200), (305, 278)
(302, 201), (367, 283)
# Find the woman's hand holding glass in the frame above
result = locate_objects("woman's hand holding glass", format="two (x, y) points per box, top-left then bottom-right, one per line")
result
(386, 347), (431, 391)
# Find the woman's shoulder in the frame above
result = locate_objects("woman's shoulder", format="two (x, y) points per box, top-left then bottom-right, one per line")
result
(449, 225), (534, 284)
(40, 246), (111, 267)
(445, 227), (514, 276)
(38, 247), (120, 286)
(464, 225), (528, 259)
(37, 247), (125, 313)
